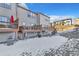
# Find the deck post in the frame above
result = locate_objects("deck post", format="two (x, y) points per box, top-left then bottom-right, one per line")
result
(22, 31), (25, 40)
(15, 31), (18, 40)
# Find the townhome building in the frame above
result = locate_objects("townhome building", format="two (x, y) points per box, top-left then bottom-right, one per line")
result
(0, 3), (50, 42)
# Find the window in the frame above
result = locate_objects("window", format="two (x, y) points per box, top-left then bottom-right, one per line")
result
(27, 14), (31, 17)
(27, 12), (32, 17)
(0, 3), (11, 9)
(27, 12), (36, 18)
(0, 16), (8, 23)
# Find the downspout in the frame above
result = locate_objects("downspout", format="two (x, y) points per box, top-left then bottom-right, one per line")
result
(15, 3), (19, 40)
(16, 3), (19, 30)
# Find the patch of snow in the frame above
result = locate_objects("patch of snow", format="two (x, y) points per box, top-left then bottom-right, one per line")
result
(50, 15), (75, 22)
(0, 36), (67, 56)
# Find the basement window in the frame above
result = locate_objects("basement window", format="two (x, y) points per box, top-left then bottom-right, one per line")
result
(27, 14), (31, 17)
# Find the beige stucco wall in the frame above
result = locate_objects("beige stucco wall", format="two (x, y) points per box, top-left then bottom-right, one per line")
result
(17, 6), (38, 26)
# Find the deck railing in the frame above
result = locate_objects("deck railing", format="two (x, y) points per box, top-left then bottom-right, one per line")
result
(24, 25), (42, 30)
(19, 25), (42, 32)
(0, 21), (18, 29)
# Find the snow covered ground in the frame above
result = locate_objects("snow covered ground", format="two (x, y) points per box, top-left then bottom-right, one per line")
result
(0, 35), (68, 56)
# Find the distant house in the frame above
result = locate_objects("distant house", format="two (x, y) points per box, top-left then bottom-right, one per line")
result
(73, 18), (79, 25)
(50, 18), (75, 32)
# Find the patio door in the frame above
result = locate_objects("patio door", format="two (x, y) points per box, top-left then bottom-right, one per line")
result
(0, 16), (9, 28)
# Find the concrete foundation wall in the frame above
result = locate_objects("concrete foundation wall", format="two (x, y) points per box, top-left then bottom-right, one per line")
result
(0, 32), (16, 42)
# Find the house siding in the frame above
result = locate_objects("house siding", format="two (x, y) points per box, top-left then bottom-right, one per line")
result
(17, 5), (38, 26)
(39, 14), (50, 27)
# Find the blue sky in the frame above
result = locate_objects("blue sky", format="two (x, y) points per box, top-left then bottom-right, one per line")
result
(26, 3), (79, 18)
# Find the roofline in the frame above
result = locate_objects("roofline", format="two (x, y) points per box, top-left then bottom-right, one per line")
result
(17, 4), (50, 18)
(53, 18), (72, 22)
(37, 12), (50, 18)
(17, 4), (37, 14)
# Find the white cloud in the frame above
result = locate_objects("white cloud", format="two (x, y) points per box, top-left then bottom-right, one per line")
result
(50, 15), (76, 22)
(18, 3), (28, 9)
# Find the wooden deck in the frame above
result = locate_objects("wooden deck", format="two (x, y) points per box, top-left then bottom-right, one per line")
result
(19, 25), (42, 33)
(0, 28), (19, 32)
(23, 29), (42, 32)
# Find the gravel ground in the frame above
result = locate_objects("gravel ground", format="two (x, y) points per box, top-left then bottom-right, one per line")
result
(21, 38), (79, 56)
(55, 38), (79, 56)
(59, 30), (79, 39)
